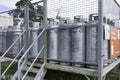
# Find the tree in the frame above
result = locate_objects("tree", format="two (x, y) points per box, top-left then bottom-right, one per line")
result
(9, 0), (43, 21)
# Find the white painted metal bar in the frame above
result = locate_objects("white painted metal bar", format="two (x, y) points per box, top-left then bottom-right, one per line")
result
(34, 63), (46, 80)
(0, 46), (25, 78)
(18, 59), (26, 80)
(43, 0), (48, 64)
(21, 46), (45, 80)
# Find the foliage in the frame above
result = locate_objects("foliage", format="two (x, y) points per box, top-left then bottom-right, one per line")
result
(9, 0), (43, 22)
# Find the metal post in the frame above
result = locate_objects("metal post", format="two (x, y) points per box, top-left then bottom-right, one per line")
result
(18, 4), (29, 80)
(43, 0), (48, 63)
(98, 0), (103, 80)
(0, 62), (2, 76)
(43, 0), (47, 24)
(24, 2), (30, 75)
(24, 4), (29, 55)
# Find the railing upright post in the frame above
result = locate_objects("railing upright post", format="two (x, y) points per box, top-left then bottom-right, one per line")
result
(18, 3), (29, 80)
(98, 0), (104, 80)
(24, 3), (29, 59)
(43, 0), (48, 63)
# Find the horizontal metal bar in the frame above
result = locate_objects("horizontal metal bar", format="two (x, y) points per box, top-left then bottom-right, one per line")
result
(45, 63), (97, 76)
(0, 8), (23, 14)
(0, 28), (43, 33)
(47, 59), (97, 66)
(30, 58), (97, 66)
(32, 0), (43, 5)
(0, 31), (22, 33)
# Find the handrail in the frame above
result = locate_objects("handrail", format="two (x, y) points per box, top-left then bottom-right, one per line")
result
(0, 8), (23, 14)
(0, 46), (25, 78)
(17, 59), (27, 80)
(34, 63), (46, 80)
(0, 30), (25, 62)
(18, 28), (45, 67)
(22, 46), (45, 80)
(18, 28), (45, 79)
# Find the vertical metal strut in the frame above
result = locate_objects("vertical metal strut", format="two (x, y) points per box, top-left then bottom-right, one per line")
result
(98, 0), (103, 80)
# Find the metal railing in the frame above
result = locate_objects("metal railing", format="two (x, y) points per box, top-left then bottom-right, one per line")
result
(0, 30), (25, 79)
(0, 30), (25, 62)
(34, 63), (46, 80)
(22, 46), (45, 80)
(0, 45), (25, 79)
(18, 28), (45, 79)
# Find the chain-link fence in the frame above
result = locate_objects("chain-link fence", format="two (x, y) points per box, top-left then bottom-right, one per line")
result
(103, 0), (120, 27)
(47, 0), (98, 22)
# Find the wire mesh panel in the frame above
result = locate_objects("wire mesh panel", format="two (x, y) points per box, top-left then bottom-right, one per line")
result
(47, 0), (98, 21)
(103, 0), (120, 27)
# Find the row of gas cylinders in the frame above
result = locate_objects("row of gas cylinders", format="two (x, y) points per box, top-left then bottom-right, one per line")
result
(0, 22), (109, 67)
(0, 27), (44, 58)
(47, 26), (85, 66)
(47, 22), (109, 66)
(0, 28), (21, 55)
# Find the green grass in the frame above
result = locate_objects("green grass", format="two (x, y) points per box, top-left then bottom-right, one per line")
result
(1, 61), (17, 75)
(106, 67), (120, 80)
(1, 61), (17, 80)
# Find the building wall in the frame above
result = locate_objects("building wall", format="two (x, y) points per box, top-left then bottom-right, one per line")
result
(0, 13), (13, 28)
